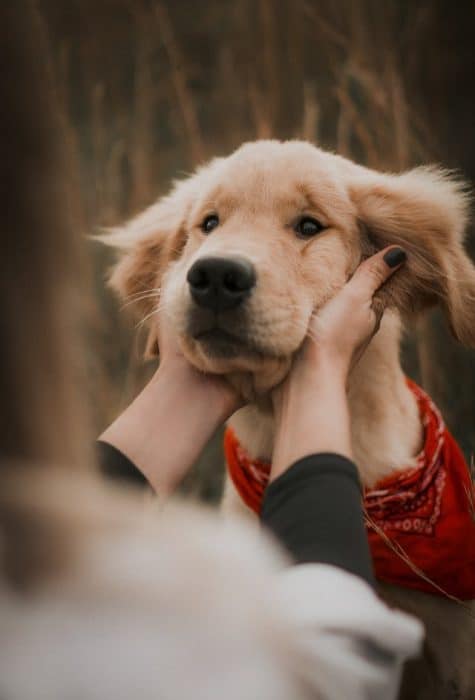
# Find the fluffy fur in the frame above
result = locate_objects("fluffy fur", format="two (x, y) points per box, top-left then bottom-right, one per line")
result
(103, 140), (475, 482)
(103, 140), (475, 698)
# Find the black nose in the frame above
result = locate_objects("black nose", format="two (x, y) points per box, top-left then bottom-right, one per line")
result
(187, 256), (256, 311)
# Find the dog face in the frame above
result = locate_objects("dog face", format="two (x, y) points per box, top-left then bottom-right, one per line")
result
(106, 140), (475, 397)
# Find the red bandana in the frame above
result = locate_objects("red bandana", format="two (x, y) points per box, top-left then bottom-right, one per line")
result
(225, 379), (475, 599)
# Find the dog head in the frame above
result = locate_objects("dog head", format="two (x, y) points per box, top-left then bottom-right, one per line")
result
(104, 140), (474, 398)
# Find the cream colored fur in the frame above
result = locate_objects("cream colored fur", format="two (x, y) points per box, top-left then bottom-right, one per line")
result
(104, 140), (474, 485)
(104, 140), (475, 698)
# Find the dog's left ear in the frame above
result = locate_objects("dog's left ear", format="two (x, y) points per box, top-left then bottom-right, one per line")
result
(98, 159), (222, 357)
(350, 167), (475, 346)
(99, 181), (194, 356)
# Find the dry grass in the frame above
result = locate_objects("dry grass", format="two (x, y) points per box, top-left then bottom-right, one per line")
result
(38, 0), (474, 498)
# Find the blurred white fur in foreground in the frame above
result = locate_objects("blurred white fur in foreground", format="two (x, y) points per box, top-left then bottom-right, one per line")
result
(0, 475), (422, 700)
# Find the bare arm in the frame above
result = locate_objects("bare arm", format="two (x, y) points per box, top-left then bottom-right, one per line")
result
(271, 246), (406, 480)
(99, 363), (237, 493)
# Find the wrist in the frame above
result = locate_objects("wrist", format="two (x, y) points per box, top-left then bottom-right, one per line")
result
(297, 352), (349, 389)
(154, 360), (238, 422)
(271, 369), (351, 482)
(274, 360), (346, 417)
(101, 361), (234, 494)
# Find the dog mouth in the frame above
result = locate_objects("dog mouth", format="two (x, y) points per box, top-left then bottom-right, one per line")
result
(193, 326), (256, 358)
(186, 305), (261, 359)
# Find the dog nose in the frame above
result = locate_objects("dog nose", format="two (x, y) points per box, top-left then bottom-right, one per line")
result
(187, 256), (256, 311)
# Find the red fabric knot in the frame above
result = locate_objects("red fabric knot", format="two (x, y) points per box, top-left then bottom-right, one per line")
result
(225, 378), (475, 599)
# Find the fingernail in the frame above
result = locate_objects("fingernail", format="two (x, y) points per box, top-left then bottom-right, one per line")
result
(383, 247), (407, 268)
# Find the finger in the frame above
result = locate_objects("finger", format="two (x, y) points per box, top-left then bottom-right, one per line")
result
(347, 246), (407, 301)
(349, 306), (384, 373)
(372, 304), (385, 335)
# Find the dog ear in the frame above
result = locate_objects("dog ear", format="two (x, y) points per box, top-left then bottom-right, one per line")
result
(350, 167), (475, 346)
(99, 167), (211, 357)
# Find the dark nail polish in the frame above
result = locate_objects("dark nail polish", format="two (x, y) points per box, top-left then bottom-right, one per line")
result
(384, 247), (407, 268)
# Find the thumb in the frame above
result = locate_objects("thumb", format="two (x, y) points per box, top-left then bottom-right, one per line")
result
(347, 246), (407, 301)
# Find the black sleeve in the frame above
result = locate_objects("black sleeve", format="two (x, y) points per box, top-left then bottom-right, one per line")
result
(97, 440), (148, 486)
(260, 453), (375, 587)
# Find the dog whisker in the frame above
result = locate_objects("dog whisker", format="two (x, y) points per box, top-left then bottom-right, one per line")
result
(120, 291), (162, 311)
(135, 301), (168, 330)
(124, 287), (162, 300)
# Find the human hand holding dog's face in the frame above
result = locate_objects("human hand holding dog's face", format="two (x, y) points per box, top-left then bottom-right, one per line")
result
(99, 306), (242, 494)
(270, 246), (406, 480)
(296, 245), (407, 384)
(156, 307), (243, 420)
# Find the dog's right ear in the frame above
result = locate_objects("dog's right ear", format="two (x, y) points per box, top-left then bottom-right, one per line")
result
(349, 166), (475, 346)
(97, 160), (220, 356)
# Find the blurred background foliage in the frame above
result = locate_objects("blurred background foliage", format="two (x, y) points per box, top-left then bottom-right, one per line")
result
(38, 0), (474, 501)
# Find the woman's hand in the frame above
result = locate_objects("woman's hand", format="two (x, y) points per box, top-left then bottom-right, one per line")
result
(270, 246), (406, 481)
(100, 310), (241, 494)
(286, 246), (406, 389)
(156, 308), (241, 419)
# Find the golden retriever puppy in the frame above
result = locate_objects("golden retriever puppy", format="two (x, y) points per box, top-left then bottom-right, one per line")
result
(104, 140), (475, 699)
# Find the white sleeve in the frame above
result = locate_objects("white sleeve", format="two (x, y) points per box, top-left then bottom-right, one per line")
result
(271, 564), (424, 700)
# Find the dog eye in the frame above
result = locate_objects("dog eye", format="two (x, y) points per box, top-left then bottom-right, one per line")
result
(294, 216), (325, 238)
(201, 214), (220, 233)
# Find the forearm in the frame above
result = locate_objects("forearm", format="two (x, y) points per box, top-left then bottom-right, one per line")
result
(266, 363), (374, 584)
(271, 364), (352, 482)
(100, 365), (231, 493)
(261, 454), (374, 584)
